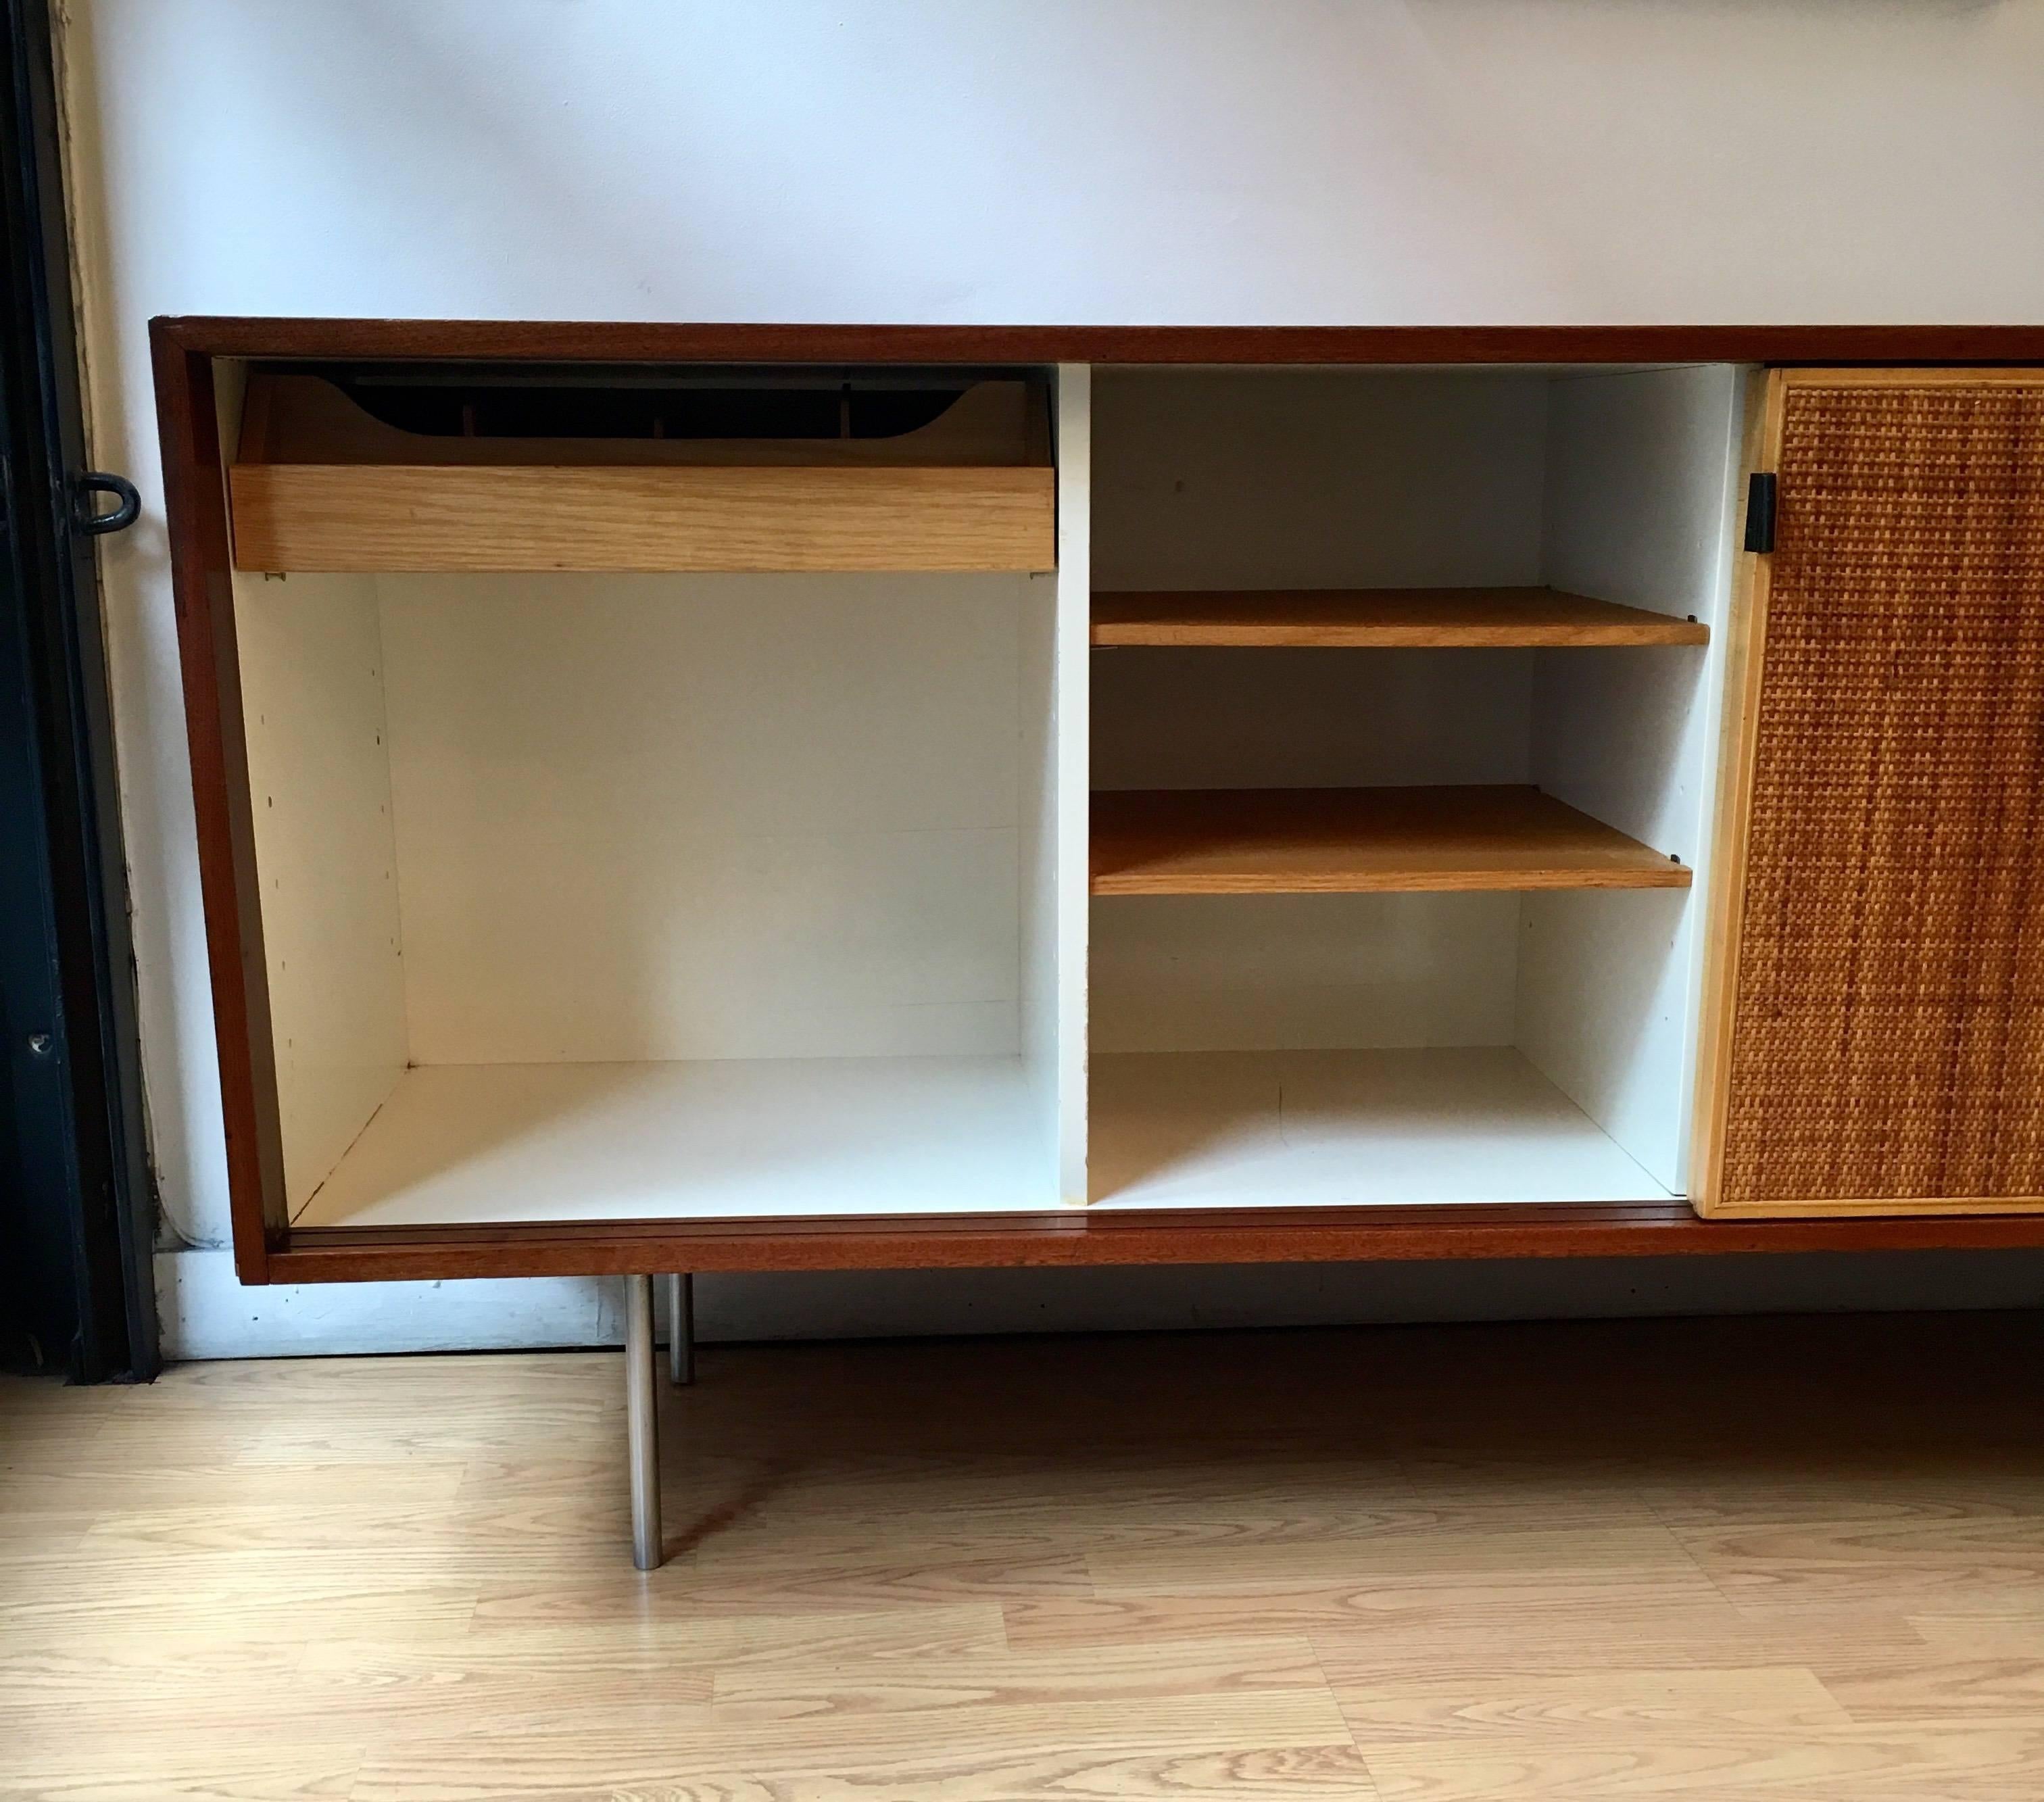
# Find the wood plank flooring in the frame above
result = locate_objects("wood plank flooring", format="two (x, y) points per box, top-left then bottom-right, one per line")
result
(5, 1313), (2044, 1799)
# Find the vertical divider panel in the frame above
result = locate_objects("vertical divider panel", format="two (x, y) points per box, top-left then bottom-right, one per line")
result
(1025, 364), (1090, 1202)
(1522, 365), (1748, 1192)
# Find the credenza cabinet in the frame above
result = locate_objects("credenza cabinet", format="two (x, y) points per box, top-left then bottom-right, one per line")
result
(151, 323), (2044, 1291)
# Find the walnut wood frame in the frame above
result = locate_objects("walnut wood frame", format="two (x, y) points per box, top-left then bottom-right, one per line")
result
(152, 317), (2044, 1284)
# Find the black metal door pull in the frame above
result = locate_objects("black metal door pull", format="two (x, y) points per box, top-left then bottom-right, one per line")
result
(74, 470), (139, 535)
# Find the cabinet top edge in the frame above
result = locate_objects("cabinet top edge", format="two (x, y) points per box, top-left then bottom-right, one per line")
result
(147, 318), (2044, 368)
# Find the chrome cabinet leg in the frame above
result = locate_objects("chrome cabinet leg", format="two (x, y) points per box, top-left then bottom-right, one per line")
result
(668, 1273), (695, 1387)
(624, 1273), (662, 1571)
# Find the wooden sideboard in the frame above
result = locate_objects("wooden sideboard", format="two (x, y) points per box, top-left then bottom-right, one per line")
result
(153, 318), (2044, 1563)
(153, 319), (2044, 1285)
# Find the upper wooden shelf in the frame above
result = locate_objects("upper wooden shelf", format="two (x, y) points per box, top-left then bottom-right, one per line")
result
(1090, 587), (1708, 648)
(1090, 785), (1693, 896)
(228, 372), (1056, 575)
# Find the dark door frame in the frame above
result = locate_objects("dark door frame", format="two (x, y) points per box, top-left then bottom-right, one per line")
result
(1, 0), (156, 1380)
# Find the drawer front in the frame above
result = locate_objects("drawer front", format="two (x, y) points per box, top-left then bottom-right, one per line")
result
(228, 462), (1057, 574)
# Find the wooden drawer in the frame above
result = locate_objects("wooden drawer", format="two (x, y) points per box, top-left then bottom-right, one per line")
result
(228, 370), (1056, 574)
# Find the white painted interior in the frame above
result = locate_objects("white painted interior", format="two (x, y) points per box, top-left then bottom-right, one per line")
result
(197, 352), (1759, 1241)
(242, 365), (1742, 1227)
(1091, 371), (1551, 593)
(1092, 894), (1521, 1056)
(295, 1058), (1045, 1227)
(376, 572), (1028, 1066)
(1090, 637), (1540, 1062)
(235, 570), (406, 1213)
(1093, 646), (1536, 794)
(1092, 370), (1547, 1056)
(1090, 1049), (1669, 1211)
(1088, 366), (1741, 1206)
(1519, 366), (1749, 1189)
(57, 0), (2044, 1342)
(243, 566), (1066, 1221)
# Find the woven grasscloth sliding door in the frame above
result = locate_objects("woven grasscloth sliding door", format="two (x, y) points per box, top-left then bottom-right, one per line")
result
(1699, 370), (2044, 1217)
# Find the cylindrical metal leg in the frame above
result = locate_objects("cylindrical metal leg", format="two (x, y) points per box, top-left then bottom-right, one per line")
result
(668, 1273), (695, 1387)
(624, 1274), (662, 1571)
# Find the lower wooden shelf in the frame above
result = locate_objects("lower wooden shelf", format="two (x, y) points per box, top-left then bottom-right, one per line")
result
(1090, 785), (1692, 896)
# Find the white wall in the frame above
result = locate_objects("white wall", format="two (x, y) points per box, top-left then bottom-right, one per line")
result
(55, 0), (2044, 1346)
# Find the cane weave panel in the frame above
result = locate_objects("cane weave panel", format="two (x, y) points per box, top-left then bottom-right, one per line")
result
(1720, 379), (2044, 1207)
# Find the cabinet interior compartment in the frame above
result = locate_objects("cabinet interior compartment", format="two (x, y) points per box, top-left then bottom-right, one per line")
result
(231, 362), (1086, 1229)
(228, 363), (1056, 575)
(246, 570), (1064, 1227)
(1088, 364), (1748, 1209)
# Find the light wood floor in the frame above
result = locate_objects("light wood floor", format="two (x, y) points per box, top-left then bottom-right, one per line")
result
(6, 1313), (2044, 1800)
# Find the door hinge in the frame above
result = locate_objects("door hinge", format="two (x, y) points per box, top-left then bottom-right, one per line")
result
(1744, 472), (1778, 554)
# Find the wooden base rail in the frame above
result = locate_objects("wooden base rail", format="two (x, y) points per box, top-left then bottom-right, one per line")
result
(270, 1204), (2044, 1284)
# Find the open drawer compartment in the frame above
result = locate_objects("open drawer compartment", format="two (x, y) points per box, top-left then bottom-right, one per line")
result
(228, 366), (1057, 574)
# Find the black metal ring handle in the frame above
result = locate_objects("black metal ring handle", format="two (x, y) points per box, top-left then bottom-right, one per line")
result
(75, 470), (140, 536)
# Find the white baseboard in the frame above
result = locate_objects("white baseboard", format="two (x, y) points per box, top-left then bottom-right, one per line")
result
(157, 1246), (2044, 1361)
(157, 1251), (616, 1359)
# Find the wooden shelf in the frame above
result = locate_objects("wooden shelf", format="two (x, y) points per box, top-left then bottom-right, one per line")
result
(1090, 587), (1709, 648)
(228, 372), (1056, 575)
(1090, 785), (1693, 896)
